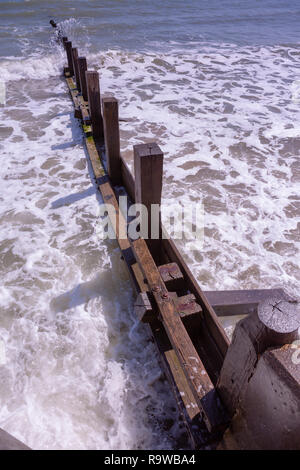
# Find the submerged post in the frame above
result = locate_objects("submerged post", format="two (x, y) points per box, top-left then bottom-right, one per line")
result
(134, 143), (163, 261)
(65, 41), (74, 76)
(78, 57), (88, 101)
(102, 97), (121, 185)
(72, 47), (81, 92)
(86, 71), (103, 142)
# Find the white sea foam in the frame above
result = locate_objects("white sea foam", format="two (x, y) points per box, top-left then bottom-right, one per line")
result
(0, 39), (299, 449)
(87, 43), (300, 293)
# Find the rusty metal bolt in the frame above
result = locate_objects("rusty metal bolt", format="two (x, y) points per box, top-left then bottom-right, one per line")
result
(153, 286), (160, 293)
(162, 293), (169, 300)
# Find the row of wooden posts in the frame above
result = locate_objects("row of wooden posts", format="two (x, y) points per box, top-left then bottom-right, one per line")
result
(61, 35), (300, 450)
(64, 37), (123, 183)
(63, 36), (163, 260)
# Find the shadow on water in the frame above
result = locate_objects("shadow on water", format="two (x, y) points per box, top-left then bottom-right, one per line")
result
(50, 270), (114, 313)
(51, 186), (95, 209)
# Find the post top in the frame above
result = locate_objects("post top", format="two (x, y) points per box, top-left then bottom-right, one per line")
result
(133, 142), (163, 158)
(258, 295), (300, 334)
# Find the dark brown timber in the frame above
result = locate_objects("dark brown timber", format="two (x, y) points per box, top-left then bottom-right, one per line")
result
(0, 428), (30, 450)
(205, 288), (286, 316)
(65, 41), (74, 76)
(64, 72), (221, 447)
(134, 143), (163, 262)
(78, 56), (88, 101)
(132, 237), (228, 433)
(72, 47), (81, 92)
(102, 97), (122, 185)
(86, 71), (103, 142)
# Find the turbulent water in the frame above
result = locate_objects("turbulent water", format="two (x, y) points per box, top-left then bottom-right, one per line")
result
(0, 0), (299, 450)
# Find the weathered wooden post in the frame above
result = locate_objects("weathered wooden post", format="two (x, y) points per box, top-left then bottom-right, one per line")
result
(78, 57), (88, 101)
(65, 41), (74, 76)
(72, 47), (81, 92)
(86, 71), (103, 142)
(133, 143), (163, 261)
(217, 293), (300, 418)
(102, 97), (122, 185)
(62, 36), (68, 48)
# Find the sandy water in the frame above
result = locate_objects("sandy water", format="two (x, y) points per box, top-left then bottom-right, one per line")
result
(0, 5), (299, 449)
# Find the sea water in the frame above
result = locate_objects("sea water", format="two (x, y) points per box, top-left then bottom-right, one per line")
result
(0, 0), (299, 449)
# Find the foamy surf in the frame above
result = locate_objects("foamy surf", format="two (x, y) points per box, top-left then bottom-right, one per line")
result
(0, 10), (299, 449)
(0, 49), (187, 449)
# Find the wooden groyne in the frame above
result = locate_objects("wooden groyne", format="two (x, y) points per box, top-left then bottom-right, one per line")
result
(1, 29), (299, 450)
(60, 36), (300, 450)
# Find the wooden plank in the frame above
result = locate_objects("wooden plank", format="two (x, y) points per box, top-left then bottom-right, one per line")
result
(117, 155), (229, 360)
(85, 136), (105, 180)
(65, 41), (74, 76)
(204, 288), (286, 316)
(99, 182), (130, 251)
(102, 97), (122, 185)
(86, 71), (104, 142)
(78, 56), (88, 101)
(217, 293), (300, 417)
(162, 236), (230, 360)
(65, 72), (90, 124)
(135, 291), (202, 325)
(134, 143), (163, 262)
(132, 237), (227, 432)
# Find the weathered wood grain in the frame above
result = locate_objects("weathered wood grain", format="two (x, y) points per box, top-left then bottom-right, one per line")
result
(86, 71), (104, 142)
(78, 56), (88, 101)
(205, 288), (286, 316)
(132, 237), (227, 432)
(134, 143), (163, 262)
(158, 262), (185, 292)
(0, 428), (30, 450)
(64, 72), (224, 447)
(72, 47), (81, 92)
